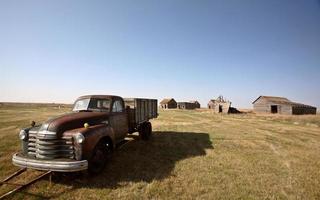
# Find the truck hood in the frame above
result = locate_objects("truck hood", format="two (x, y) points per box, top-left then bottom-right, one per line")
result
(39, 112), (109, 137)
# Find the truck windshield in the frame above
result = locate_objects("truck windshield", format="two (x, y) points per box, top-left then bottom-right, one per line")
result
(73, 98), (111, 112)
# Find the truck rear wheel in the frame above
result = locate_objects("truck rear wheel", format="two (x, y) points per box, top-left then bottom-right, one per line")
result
(88, 139), (112, 174)
(139, 122), (152, 140)
(146, 122), (152, 138)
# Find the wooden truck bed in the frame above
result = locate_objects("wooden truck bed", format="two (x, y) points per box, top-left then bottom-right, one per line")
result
(124, 98), (158, 132)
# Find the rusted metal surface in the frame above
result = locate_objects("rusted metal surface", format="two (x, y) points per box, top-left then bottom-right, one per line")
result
(13, 95), (158, 173)
(76, 95), (122, 100)
(27, 133), (74, 159)
(67, 124), (116, 160)
(0, 168), (26, 186)
(0, 169), (51, 199)
(46, 112), (110, 136)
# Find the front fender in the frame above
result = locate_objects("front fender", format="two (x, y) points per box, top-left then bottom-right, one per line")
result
(63, 124), (115, 160)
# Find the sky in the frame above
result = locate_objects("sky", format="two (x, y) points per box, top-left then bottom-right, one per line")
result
(0, 0), (320, 108)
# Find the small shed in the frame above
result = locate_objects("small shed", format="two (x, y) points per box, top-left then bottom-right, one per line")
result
(160, 98), (177, 109)
(177, 102), (196, 110)
(189, 101), (201, 108)
(208, 96), (231, 113)
(252, 96), (317, 115)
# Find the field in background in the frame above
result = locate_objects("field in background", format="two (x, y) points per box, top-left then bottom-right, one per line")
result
(0, 104), (319, 199)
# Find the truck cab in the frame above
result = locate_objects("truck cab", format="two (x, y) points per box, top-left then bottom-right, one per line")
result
(12, 95), (158, 174)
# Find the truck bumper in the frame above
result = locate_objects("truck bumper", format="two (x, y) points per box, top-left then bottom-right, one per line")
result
(12, 153), (88, 172)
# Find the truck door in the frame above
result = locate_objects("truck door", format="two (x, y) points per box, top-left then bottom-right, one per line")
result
(110, 99), (128, 141)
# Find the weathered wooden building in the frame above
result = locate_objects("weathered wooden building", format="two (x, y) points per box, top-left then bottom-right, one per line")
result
(189, 101), (201, 108)
(208, 96), (231, 113)
(252, 96), (317, 115)
(160, 98), (177, 109)
(177, 102), (196, 110)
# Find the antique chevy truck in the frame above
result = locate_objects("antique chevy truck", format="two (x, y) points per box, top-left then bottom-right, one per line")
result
(12, 95), (158, 174)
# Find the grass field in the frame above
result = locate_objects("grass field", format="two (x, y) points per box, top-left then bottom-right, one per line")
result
(0, 104), (320, 199)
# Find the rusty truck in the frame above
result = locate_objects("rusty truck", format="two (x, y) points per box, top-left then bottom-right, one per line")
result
(12, 95), (158, 174)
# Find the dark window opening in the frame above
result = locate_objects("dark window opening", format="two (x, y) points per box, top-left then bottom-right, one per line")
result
(112, 100), (124, 112)
(219, 105), (223, 113)
(271, 105), (278, 113)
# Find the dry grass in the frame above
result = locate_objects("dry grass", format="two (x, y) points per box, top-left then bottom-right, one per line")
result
(0, 105), (320, 199)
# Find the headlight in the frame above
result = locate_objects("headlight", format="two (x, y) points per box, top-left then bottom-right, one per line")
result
(19, 130), (27, 140)
(75, 133), (85, 144)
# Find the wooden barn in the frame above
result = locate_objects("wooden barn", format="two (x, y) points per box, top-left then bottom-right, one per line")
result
(160, 98), (177, 109)
(177, 102), (196, 110)
(208, 96), (231, 113)
(189, 101), (201, 108)
(252, 96), (317, 115)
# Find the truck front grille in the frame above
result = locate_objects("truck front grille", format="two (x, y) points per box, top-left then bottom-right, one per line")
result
(28, 132), (74, 159)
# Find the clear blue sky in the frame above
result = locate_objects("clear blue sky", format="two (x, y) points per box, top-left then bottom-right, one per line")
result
(1, 0), (320, 108)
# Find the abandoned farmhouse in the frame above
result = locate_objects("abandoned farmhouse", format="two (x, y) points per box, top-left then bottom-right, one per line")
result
(160, 96), (316, 115)
(177, 101), (201, 110)
(160, 99), (201, 109)
(177, 102), (196, 110)
(252, 96), (317, 115)
(208, 96), (232, 113)
(160, 98), (177, 109)
(189, 101), (201, 108)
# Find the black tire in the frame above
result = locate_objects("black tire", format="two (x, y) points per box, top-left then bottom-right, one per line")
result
(146, 122), (152, 138)
(88, 139), (112, 174)
(139, 122), (152, 140)
(138, 123), (146, 140)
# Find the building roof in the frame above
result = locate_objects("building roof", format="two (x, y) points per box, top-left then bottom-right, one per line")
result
(178, 102), (194, 104)
(189, 100), (200, 104)
(208, 99), (216, 104)
(252, 96), (291, 104)
(208, 96), (230, 104)
(252, 96), (316, 108)
(290, 102), (316, 108)
(160, 98), (176, 104)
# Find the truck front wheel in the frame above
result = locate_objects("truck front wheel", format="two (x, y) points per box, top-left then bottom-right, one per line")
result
(139, 122), (152, 140)
(88, 139), (112, 174)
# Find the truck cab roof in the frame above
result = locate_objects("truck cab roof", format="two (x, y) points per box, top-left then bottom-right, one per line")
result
(76, 95), (122, 100)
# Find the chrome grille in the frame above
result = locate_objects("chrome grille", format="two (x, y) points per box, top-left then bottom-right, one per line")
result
(28, 132), (74, 159)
